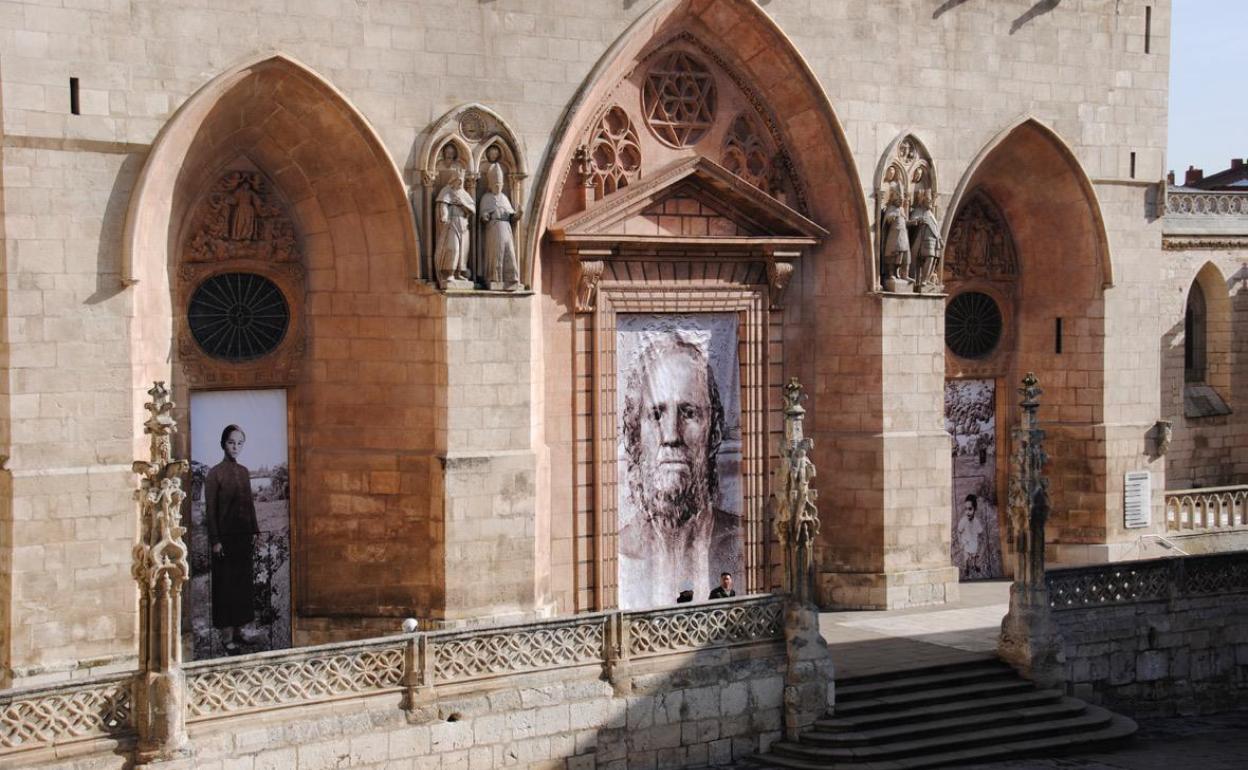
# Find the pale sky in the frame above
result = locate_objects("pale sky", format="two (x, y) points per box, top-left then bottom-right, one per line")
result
(1167, 0), (1248, 177)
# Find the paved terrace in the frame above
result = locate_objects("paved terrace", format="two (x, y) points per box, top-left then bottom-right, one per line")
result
(820, 581), (1011, 679)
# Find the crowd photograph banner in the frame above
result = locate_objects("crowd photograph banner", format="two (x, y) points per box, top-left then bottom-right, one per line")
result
(945, 379), (1004, 580)
(615, 313), (744, 610)
(188, 389), (292, 658)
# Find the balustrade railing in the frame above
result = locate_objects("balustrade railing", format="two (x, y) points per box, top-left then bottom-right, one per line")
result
(1047, 551), (1248, 611)
(1165, 189), (1248, 218)
(0, 594), (784, 757)
(1164, 485), (1248, 531)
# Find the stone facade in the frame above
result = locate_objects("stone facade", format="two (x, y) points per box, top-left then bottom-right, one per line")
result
(2, 0), (1244, 694)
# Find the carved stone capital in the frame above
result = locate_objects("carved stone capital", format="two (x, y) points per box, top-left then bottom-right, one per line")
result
(574, 259), (605, 313)
(766, 260), (795, 309)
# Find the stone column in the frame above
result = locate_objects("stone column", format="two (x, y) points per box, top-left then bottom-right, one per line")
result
(998, 373), (1065, 688)
(773, 378), (835, 740)
(130, 382), (192, 766)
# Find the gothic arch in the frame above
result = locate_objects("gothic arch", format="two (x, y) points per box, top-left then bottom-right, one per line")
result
(527, 0), (870, 289)
(944, 115), (1113, 551)
(944, 115), (1112, 288)
(123, 53), (443, 635)
(1188, 261), (1232, 394)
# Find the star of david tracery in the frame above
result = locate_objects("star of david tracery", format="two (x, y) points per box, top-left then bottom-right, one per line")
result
(643, 51), (717, 147)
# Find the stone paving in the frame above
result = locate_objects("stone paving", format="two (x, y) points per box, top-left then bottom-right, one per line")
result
(821, 580), (1011, 678)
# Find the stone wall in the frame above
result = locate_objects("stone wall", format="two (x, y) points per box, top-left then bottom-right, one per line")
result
(1048, 552), (1248, 717)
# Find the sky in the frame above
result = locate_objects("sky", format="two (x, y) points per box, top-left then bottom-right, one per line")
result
(1167, 0), (1248, 177)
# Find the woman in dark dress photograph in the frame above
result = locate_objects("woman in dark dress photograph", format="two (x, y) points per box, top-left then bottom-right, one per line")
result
(204, 424), (260, 654)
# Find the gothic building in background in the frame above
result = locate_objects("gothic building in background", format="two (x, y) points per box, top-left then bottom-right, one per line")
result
(0, 0), (1241, 698)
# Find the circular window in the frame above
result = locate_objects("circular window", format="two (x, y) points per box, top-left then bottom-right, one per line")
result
(642, 51), (717, 147)
(946, 291), (1003, 359)
(188, 273), (290, 362)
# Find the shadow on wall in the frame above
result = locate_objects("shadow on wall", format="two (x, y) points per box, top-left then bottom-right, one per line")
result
(933, 0), (1062, 31)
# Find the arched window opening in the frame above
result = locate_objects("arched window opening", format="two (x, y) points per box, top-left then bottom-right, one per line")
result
(1185, 281), (1207, 383)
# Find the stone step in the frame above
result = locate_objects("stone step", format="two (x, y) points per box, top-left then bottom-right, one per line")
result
(834, 662), (1017, 702)
(803, 697), (1089, 747)
(830, 678), (1036, 717)
(769, 705), (1117, 763)
(815, 688), (1064, 733)
(829, 656), (1004, 688)
(751, 713), (1138, 769)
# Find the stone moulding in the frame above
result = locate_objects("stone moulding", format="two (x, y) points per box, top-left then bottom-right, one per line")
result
(0, 595), (785, 759)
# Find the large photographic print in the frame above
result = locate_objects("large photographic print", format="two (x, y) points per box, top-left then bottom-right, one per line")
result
(189, 389), (291, 658)
(616, 314), (743, 609)
(945, 379), (1003, 580)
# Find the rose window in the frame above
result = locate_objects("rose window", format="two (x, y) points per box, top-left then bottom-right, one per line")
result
(642, 51), (717, 147)
(188, 272), (290, 362)
(945, 291), (1003, 360)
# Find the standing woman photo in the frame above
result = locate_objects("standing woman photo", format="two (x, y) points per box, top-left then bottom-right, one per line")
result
(204, 424), (260, 655)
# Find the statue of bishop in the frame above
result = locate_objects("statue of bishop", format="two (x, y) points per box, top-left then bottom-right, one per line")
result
(479, 162), (523, 291)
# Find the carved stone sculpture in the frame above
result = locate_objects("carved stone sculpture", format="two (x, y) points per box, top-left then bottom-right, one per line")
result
(998, 373), (1065, 688)
(185, 170), (300, 264)
(771, 377), (835, 741)
(772, 377), (820, 605)
(480, 163), (522, 291)
(434, 168), (475, 289)
(910, 188), (944, 293)
(882, 187), (912, 292)
(131, 382), (192, 766)
(944, 192), (1019, 283)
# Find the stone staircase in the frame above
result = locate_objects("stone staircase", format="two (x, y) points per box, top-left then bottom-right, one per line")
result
(753, 658), (1137, 769)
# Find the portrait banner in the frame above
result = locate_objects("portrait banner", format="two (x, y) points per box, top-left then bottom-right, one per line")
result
(189, 389), (291, 658)
(945, 379), (1003, 580)
(616, 313), (744, 609)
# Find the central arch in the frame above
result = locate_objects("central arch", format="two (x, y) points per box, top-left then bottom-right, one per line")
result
(528, 0), (875, 612)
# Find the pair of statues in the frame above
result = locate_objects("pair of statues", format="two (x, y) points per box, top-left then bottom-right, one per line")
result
(434, 162), (523, 291)
(882, 185), (943, 293)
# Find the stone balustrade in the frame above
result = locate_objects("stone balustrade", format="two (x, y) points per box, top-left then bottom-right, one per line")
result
(1164, 485), (1248, 531)
(0, 595), (784, 760)
(1047, 551), (1248, 610)
(1165, 189), (1248, 218)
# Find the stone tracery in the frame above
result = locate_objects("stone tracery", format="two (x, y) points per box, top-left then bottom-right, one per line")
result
(586, 106), (642, 199)
(642, 50), (717, 147)
(721, 113), (772, 190)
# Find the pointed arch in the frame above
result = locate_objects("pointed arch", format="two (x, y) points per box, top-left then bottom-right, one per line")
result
(943, 115), (1112, 288)
(1188, 261), (1232, 392)
(526, 0), (870, 289)
(122, 51), (417, 288)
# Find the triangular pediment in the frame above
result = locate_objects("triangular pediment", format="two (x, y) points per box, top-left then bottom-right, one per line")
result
(550, 156), (827, 249)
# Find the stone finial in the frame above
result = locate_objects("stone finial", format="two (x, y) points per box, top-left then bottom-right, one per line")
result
(132, 382), (192, 765)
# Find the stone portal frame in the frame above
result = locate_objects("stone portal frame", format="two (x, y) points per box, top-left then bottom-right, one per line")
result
(576, 275), (778, 611)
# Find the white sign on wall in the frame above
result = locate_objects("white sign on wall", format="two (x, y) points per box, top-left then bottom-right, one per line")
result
(1124, 470), (1152, 529)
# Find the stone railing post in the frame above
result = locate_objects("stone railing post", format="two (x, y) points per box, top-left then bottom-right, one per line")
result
(605, 611), (632, 695)
(402, 633), (437, 723)
(131, 382), (192, 767)
(998, 373), (1065, 687)
(771, 378), (835, 740)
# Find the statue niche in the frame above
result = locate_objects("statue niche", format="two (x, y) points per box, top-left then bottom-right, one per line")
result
(185, 170), (300, 264)
(418, 104), (528, 291)
(874, 134), (942, 294)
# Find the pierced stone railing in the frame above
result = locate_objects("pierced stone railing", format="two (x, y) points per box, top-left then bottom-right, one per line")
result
(183, 636), (407, 721)
(1165, 190), (1248, 217)
(1165, 485), (1248, 531)
(0, 594), (785, 756)
(0, 674), (132, 751)
(626, 595), (783, 658)
(1047, 551), (1248, 611)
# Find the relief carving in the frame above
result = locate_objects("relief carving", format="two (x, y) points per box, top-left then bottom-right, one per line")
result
(722, 114), (772, 191)
(185, 171), (300, 264)
(766, 261), (795, 310)
(944, 191), (1019, 283)
(574, 259), (605, 313)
